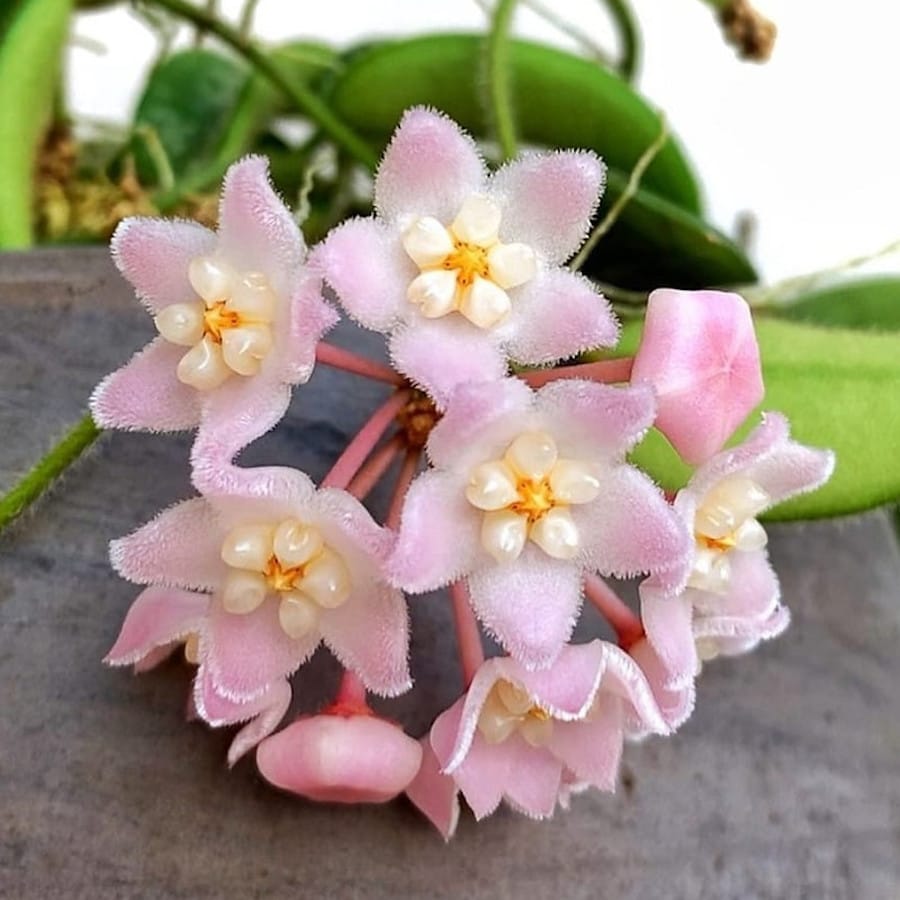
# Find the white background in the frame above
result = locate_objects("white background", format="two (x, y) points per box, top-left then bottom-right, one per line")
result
(67, 0), (900, 282)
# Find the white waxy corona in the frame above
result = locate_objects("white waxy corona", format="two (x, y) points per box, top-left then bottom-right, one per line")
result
(466, 430), (600, 563)
(478, 680), (554, 747)
(155, 255), (278, 390)
(689, 476), (771, 593)
(218, 518), (351, 637)
(401, 194), (536, 329)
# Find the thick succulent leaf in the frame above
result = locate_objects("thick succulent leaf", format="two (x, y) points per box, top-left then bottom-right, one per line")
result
(769, 277), (900, 331)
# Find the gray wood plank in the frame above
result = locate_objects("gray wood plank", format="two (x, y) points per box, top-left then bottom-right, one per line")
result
(1, 248), (898, 900)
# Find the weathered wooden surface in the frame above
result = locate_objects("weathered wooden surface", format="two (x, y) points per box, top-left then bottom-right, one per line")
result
(1, 248), (898, 900)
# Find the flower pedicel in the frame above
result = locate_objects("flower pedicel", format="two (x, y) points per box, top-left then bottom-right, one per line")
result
(97, 108), (834, 837)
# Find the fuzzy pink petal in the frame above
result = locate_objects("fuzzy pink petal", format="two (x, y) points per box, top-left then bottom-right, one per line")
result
(110, 498), (223, 590)
(375, 107), (486, 225)
(628, 638), (696, 732)
(694, 549), (780, 620)
(466, 545), (583, 670)
(110, 217), (216, 313)
(631, 289), (764, 465)
(389, 470), (482, 592)
(501, 738), (564, 819)
(320, 581), (411, 697)
(405, 738), (461, 841)
(104, 585), (208, 667)
(547, 691), (623, 792)
(501, 269), (618, 366)
(311, 217), (412, 331)
(203, 467), (318, 525)
(257, 715), (423, 803)
(705, 606), (791, 656)
(639, 590), (697, 690)
(426, 377), (533, 470)
(489, 150), (605, 265)
(205, 599), (316, 701)
(133, 644), (180, 673)
(280, 270), (338, 383)
(575, 466), (691, 590)
(389, 318), (506, 409)
(312, 486), (394, 561)
(190, 374), (292, 491)
(90, 338), (201, 432)
(535, 379), (656, 460)
(216, 156), (305, 293)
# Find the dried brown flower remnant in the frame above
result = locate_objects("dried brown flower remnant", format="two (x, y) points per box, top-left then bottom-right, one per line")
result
(719, 0), (777, 62)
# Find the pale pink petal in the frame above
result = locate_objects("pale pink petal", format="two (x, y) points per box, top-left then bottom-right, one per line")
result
(466, 545), (583, 670)
(257, 714), (423, 803)
(110, 498), (223, 590)
(320, 581), (411, 697)
(190, 374), (291, 491)
(501, 269), (618, 366)
(692, 549), (780, 621)
(389, 470), (482, 592)
(206, 466), (318, 520)
(704, 606), (791, 656)
(193, 668), (292, 765)
(389, 318), (506, 409)
(104, 585), (208, 667)
(547, 691), (623, 791)
(631, 289), (764, 465)
(110, 217), (215, 313)
(405, 738), (461, 841)
(639, 590), (697, 689)
(133, 644), (179, 673)
(489, 150), (605, 264)
(628, 638), (696, 732)
(216, 156), (306, 294)
(426, 377), (533, 470)
(501, 738), (563, 819)
(375, 107), (486, 225)
(89, 337), (201, 432)
(535, 379), (656, 460)
(312, 486), (394, 562)
(575, 466), (691, 590)
(205, 598), (316, 701)
(279, 270), (338, 384)
(311, 217), (412, 331)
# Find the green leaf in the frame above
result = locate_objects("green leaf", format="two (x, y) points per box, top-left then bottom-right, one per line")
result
(131, 49), (248, 187)
(0, 0), (72, 248)
(328, 33), (703, 214)
(621, 318), (900, 520)
(769, 276), (900, 331)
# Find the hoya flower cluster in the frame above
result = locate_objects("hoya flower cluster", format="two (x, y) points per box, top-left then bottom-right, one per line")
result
(96, 108), (833, 836)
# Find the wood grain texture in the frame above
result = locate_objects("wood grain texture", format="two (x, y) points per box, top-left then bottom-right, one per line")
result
(1, 248), (899, 900)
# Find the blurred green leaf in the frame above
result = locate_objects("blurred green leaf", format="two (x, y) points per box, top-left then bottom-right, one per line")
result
(328, 33), (702, 214)
(770, 276), (900, 331)
(621, 318), (900, 520)
(0, 0), (72, 248)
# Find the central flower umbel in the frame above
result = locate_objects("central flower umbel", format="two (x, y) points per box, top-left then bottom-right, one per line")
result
(465, 430), (600, 562)
(220, 518), (351, 639)
(689, 475), (770, 594)
(477, 680), (553, 747)
(154, 256), (277, 391)
(401, 195), (537, 329)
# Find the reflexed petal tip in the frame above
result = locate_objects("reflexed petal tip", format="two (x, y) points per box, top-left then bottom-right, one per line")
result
(632, 289), (764, 465)
(256, 714), (423, 803)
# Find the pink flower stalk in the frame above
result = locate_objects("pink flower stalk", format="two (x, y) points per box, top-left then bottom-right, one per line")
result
(630, 289), (764, 465)
(257, 712), (422, 804)
(390, 377), (690, 669)
(407, 641), (668, 831)
(107, 467), (411, 746)
(91, 156), (337, 459)
(104, 586), (292, 765)
(640, 412), (835, 688)
(312, 107), (618, 406)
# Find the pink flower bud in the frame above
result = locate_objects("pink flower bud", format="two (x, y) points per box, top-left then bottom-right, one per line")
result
(631, 289), (764, 465)
(256, 714), (423, 804)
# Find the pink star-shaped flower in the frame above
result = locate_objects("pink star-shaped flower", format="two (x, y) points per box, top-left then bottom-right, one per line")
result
(106, 467), (411, 758)
(640, 412), (835, 688)
(631, 288), (764, 465)
(390, 377), (690, 670)
(406, 641), (669, 834)
(312, 107), (618, 406)
(91, 156), (337, 458)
